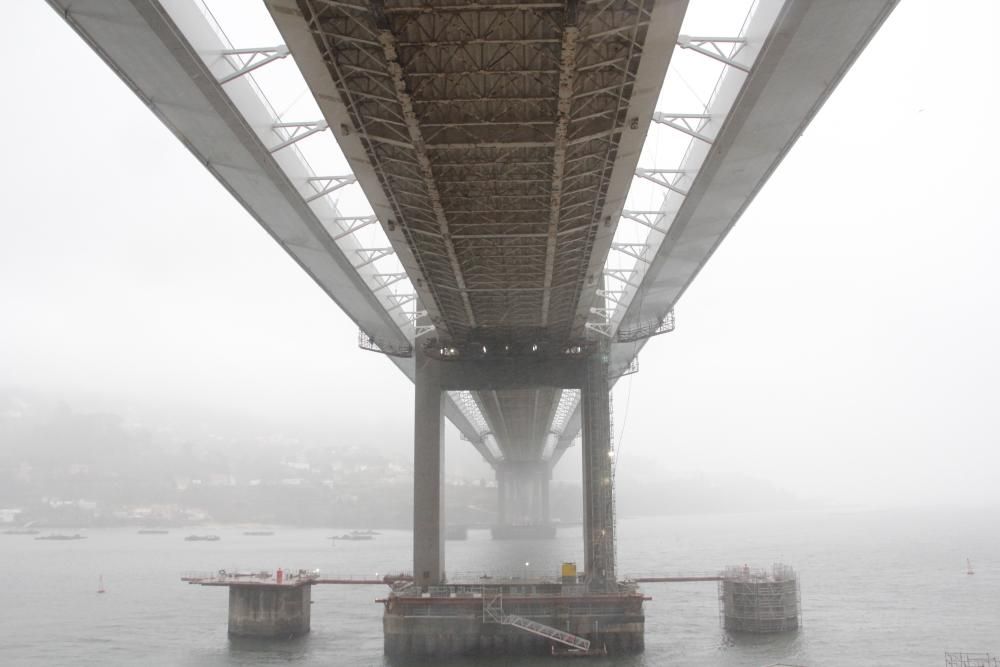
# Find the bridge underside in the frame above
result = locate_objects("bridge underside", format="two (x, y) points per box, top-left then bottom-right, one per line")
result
(49, 0), (900, 606)
(267, 0), (685, 572)
(271, 0), (681, 345)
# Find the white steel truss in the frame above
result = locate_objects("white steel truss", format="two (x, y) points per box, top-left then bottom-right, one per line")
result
(584, 2), (774, 342)
(676, 35), (749, 72)
(354, 247), (394, 269)
(305, 175), (357, 203)
(218, 45), (290, 84)
(324, 214), (378, 241)
(370, 272), (408, 293)
(610, 243), (651, 265)
(604, 267), (640, 289)
(651, 112), (714, 144)
(620, 209), (671, 233)
(269, 120), (329, 153)
(634, 168), (691, 197)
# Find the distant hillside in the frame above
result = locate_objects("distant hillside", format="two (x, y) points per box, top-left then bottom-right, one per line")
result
(0, 388), (809, 526)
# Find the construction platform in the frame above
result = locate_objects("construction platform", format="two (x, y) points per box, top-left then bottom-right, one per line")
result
(183, 570), (317, 638)
(184, 562), (801, 653)
(381, 577), (647, 658)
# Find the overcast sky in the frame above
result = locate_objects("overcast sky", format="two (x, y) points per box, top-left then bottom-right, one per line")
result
(2, 1), (997, 508)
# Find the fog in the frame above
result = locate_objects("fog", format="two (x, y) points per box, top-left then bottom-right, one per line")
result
(2, 0), (998, 512)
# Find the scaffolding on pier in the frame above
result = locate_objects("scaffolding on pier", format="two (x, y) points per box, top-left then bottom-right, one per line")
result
(718, 563), (800, 633)
(483, 591), (592, 652)
(946, 654), (1000, 667)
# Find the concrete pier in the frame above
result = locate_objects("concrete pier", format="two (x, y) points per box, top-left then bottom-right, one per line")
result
(183, 572), (317, 639)
(228, 582), (311, 638)
(382, 579), (645, 658)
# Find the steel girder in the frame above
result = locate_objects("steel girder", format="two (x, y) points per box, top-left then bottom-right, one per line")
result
(269, 0), (686, 346)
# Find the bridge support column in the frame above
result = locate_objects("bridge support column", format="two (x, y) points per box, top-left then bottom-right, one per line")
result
(581, 348), (615, 587)
(228, 583), (311, 638)
(414, 344), (444, 589)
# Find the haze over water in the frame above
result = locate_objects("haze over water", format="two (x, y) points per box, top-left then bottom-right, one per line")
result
(2, 508), (997, 666)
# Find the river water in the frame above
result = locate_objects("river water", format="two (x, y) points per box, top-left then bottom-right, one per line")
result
(2, 508), (997, 666)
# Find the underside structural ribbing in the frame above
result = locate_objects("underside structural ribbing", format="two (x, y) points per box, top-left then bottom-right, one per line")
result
(267, 0), (686, 465)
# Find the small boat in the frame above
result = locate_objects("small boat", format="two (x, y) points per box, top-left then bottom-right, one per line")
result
(97, 575), (106, 594)
(137, 529), (169, 535)
(330, 534), (374, 541)
(35, 534), (86, 541)
(184, 535), (220, 542)
(967, 558), (975, 575)
(243, 530), (274, 536)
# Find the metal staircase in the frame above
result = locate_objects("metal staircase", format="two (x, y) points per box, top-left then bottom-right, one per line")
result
(505, 615), (591, 651)
(482, 592), (591, 651)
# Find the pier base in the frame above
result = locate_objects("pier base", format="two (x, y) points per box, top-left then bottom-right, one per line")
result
(228, 583), (311, 638)
(382, 580), (645, 658)
(719, 564), (799, 634)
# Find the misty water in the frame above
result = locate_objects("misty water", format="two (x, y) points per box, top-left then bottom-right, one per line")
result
(2, 508), (997, 666)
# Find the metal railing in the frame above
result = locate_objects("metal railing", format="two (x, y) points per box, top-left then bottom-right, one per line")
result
(481, 591), (591, 651)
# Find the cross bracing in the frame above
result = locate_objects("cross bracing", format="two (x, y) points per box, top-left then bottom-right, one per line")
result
(218, 44), (290, 83)
(276, 0), (676, 344)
